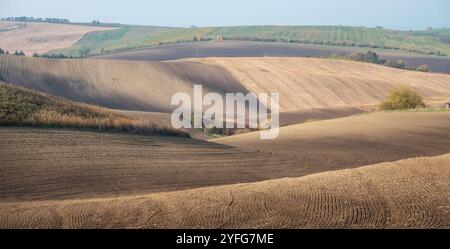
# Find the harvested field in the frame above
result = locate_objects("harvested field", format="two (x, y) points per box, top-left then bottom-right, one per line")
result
(0, 56), (246, 112)
(1, 53), (450, 229)
(192, 57), (450, 111)
(94, 41), (450, 74)
(0, 153), (448, 228)
(1, 112), (450, 203)
(279, 106), (366, 126)
(1, 56), (450, 113)
(0, 21), (113, 55)
(57, 25), (450, 57)
(214, 112), (450, 165)
(0, 127), (294, 202)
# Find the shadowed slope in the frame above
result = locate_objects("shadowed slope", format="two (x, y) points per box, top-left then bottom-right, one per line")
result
(2, 57), (450, 114)
(214, 112), (450, 168)
(0, 56), (246, 112)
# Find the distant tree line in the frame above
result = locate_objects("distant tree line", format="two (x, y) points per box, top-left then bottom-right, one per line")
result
(327, 51), (430, 72)
(0, 47), (432, 72)
(0, 48), (25, 56)
(1, 16), (70, 24)
(12, 51), (25, 56)
(216, 36), (447, 56)
(1, 16), (120, 28)
(0, 47), (81, 59)
(32, 53), (79, 59)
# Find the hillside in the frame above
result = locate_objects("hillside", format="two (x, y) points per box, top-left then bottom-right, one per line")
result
(207, 26), (450, 55)
(50, 25), (450, 57)
(190, 57), (450, 111)
(0, 56), (246, 112)
(0, 21), (113, 56)
(92, 41), (450, 74)
(49, 25), (215, 56)
(0, 82), (186, 137)
(214, 112), (450, 159)
(1, 112), (450, 202)
(1, 152), (448, 228)
(1, 56), (450, 113)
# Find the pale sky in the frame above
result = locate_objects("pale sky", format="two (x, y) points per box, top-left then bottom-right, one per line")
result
(1, 0), (449, 30)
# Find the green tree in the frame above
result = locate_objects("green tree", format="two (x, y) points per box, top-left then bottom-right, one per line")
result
(13, 50), (25, 56)
(385, 60), (406, 69)
(379, 88), (426, 110)
(365, 50), (379, 64)
(350, 52), (366, 62)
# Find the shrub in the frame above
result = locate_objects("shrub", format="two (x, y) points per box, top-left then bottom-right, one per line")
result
(379, 88), (426, 110)
(365, 50), (379, 64)
(41, 53), (75, 59)
(350, 52), (366, 62)
(416, 64), (430, 72)
(384, 60), (406, 69)
(349, 51), (382, 64)
(13, 50), (25, 56)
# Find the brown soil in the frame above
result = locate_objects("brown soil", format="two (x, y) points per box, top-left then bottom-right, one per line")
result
(1, 153), (448, 228)
(1, 56), (450, 113)
(1, 112), (450, 204)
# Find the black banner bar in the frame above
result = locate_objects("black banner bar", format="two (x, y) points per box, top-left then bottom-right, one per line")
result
(1, 229), (449, 248)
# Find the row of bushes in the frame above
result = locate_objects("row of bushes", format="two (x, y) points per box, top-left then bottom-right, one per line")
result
(1, 16), (70, 24)
(32, 53), (81, 59)
(328, 51), (431, 72)
(0, 48), (25, 56)
(0, 47), (84, 58)
(217, 36), (447, 56)
(97, 36), (214, 55)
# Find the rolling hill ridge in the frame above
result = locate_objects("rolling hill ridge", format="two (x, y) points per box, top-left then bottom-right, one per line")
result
(1, 56), (450, 113)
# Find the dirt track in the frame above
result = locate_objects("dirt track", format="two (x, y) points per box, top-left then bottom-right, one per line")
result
(1, 153), (448, 228)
